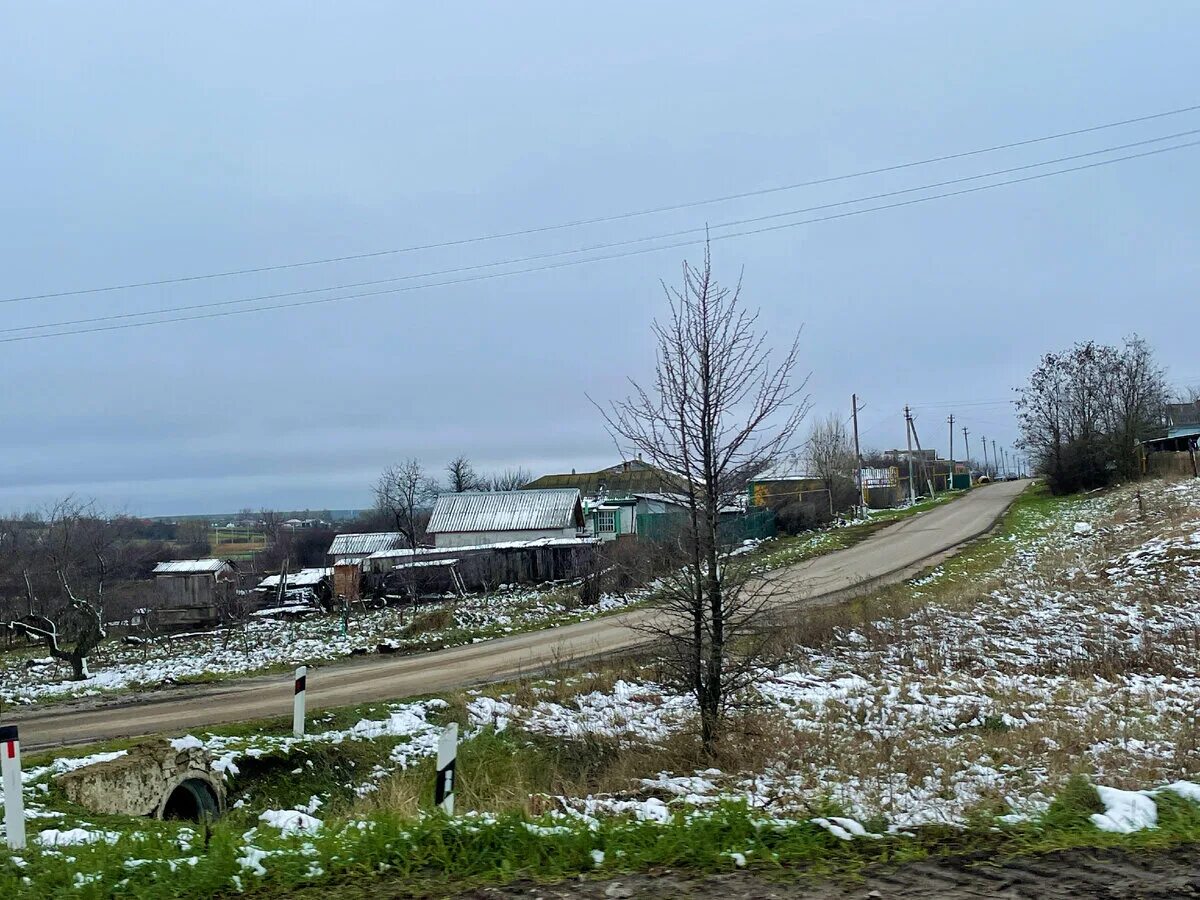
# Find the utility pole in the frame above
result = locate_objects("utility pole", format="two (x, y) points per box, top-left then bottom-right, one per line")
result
(904, 406), (916, 504)
(947, 413), (955, 491)
(962, 426), (971, 483)
(981, 435), (989, 478)
(910, 415), (936, 497)
(852, 394), (865, 512)
(992, 439), (998, 479)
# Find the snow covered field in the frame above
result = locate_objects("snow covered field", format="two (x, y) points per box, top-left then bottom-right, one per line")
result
(0, 585), (635, 705)
(4, 478), (1200, 894)
(464, 478), (1200, 829)
(19, 478), (1196, 837)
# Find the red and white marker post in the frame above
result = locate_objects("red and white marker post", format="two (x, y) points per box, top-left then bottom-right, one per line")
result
(434, 722), (458, 814)
(293, 666), (307, 738)
(1, 724), (26, 850)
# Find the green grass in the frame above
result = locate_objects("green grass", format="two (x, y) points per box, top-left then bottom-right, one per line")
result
(5, 776), (1200, 899)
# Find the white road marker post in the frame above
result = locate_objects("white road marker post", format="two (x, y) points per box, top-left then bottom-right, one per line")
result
(1, 724), (26, 850)
(292, 666), (307, 738)
(434, 722), (458, 815)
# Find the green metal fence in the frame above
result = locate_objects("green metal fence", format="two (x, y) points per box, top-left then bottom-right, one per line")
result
(636, 508), (776, 546)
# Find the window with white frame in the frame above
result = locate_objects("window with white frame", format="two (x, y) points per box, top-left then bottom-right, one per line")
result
(596, 509), (617, 533)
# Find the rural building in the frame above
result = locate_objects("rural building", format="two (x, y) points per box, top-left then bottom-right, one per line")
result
(255, 567), (332, 608)
(1140, 402), (1200, 476)
(747, 457), (828, 510)
(1147, 402), (1200, 451)
(523, 459), (685, 496)
(584, 491), (740, 540)
(150, 559), (237, 629)
(362, 537), (598, 595)
(426, 489), (586, 549)
(327, 531), (405, 565)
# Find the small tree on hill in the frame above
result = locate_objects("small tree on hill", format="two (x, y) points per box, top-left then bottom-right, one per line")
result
(600, 245), (808, 752)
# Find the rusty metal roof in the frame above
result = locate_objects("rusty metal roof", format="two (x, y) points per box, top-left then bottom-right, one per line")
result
(428, 489), (583, 534)
(328, 532), (405, 557)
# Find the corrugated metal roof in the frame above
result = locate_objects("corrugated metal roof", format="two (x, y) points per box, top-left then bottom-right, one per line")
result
(152, 559), (231, 575)
(257, 567), (331, 589)
(328, 532), (404, 557)
(370, 535), (598, 561)
(427, 489), (583, 534)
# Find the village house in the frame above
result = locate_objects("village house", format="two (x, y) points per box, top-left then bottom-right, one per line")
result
(426, 488), (586, 549)
(522, 458), (685, 496)
(583, 491), (741, 541)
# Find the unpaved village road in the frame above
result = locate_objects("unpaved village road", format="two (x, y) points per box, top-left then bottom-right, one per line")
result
(12, 480), (1028, 750)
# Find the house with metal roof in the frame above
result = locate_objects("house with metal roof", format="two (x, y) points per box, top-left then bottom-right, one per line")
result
(426, 489), (586, 549)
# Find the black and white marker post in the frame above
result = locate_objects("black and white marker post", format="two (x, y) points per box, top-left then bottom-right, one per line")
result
(434, 722), (458, 814)
(1, 724), (26, 850)
(293, 666), (307, 738)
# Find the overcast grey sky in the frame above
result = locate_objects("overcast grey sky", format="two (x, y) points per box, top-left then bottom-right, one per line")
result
(1, 3), (1197, 516)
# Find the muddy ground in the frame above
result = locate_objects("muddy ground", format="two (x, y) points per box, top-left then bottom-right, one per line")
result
(282, 845), (1200, 899)
(460, 847), (1200, 899)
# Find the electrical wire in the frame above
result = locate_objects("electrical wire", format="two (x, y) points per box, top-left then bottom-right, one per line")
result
(4, 136), (1197, 344)
(4, 103), (1200, 304)
(5, 131), (1198, 337)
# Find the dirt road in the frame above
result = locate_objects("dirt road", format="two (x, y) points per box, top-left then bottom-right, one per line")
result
(12, 480), (1028, 750)
(453, 845), (1200, 899)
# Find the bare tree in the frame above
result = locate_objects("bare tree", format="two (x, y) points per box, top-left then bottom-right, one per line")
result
(446, 455), (482, 493)
(805, 413), (857, 513)
(2, 499), (112, 680)
(374, 458), (440, 547)
(599, 245), (808, 752)
(484, 467), (532, 491)
(1017, 336), (1167, 493)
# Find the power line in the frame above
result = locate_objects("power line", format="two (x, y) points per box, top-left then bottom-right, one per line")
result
(6, 131), (1199, 337)
(4, 137), (1197, 345)
(4, 102), (1200, 305)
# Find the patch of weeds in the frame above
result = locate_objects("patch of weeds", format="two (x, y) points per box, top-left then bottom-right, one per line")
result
(1038, 774), (1103, 832)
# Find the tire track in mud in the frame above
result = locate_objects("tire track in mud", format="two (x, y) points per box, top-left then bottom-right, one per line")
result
(453, 846), (1200, 899)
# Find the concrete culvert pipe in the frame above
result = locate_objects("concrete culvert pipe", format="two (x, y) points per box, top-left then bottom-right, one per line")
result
(160, 777), (221, 822)
(57, 739), (226, 823)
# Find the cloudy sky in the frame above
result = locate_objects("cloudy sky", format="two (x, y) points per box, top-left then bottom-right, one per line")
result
(1, 3), (1197, 516)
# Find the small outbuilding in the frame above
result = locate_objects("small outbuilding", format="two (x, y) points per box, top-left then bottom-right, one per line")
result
(427, 489), (586, 549)
(327, 532), (405, 565)
(151, 558), (237, 629)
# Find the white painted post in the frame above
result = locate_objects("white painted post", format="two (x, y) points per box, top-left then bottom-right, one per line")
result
(1, 724), (26, 850)
(434, 722), (458, 814)
(292, 666), (307, 738)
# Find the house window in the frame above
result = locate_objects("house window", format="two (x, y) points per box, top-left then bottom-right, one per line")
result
(597, 510), (617, 534)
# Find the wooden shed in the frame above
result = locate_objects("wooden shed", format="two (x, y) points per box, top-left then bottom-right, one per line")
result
(151, 558), (237, 629)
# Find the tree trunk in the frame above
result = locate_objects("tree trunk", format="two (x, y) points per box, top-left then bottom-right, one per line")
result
(68, 649), (88, 681)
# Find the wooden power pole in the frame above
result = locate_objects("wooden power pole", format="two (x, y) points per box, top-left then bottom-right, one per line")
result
(904, 406), (916, 504)
(852, 394), (865, 512)
(947, 413), (955, 491)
